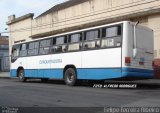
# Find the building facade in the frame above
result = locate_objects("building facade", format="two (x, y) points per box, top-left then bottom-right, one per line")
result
(7, 0), (160, 59)
(0, 34), (9, 72)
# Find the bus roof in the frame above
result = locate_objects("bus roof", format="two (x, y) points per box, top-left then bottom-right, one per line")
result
(12, 21), (152, 45)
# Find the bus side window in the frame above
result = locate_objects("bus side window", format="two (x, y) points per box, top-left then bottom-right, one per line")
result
(52, 36), (67, 53)
(11, 45), (20, 62)
(39, 39), (51, 55)
(12, 46), (20, 58)
(83, 30), (100, 49)
(101, 25), (122, 48)
(28, 41), (39, 56)
(68, 33), (82, 51)
(19, 43), (28, 57)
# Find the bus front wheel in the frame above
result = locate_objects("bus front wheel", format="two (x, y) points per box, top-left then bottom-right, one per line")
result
(18, 70), (27, 82)
(64, 68), (77, 86)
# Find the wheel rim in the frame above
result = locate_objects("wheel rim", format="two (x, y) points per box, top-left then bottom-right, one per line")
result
(19, 71), (24, 81)
(67, 72), (74, 83)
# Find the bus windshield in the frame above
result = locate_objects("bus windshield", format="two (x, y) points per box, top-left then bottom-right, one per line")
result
(11, 45), (20, 62)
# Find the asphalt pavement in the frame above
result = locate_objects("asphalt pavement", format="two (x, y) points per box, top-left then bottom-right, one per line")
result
(0, 78), (160, 113)
(0, 73), (160, 113)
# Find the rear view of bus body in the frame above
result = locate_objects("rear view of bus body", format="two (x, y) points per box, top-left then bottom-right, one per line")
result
(122, 21), (153, 79)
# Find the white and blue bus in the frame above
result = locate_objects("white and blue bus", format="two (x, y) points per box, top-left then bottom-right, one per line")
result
(10, 21), (153, 86)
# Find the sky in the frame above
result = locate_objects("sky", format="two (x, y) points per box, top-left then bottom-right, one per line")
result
(0, 0), (68, 35)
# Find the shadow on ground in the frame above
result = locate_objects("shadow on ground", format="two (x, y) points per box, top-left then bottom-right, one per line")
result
(19, 78), (160, 90)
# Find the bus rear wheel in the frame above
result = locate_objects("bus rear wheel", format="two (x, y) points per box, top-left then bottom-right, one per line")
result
(64, 68), (77, 86)
(18, 70), (27, 82)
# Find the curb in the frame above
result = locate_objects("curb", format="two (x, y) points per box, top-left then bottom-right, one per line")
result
(0, 77), (12, 79)
(0, 77), (18, 79)
(0, 72), (10, 79)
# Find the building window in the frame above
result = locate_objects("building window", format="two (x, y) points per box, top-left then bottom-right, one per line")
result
(0, 45), (9, 49)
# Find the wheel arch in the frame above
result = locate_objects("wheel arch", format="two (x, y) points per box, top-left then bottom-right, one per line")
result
(63, 65), (77, 78)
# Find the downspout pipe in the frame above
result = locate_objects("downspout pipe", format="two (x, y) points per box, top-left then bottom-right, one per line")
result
(133, 21), (139, 49)
(133, 21), (139, 58)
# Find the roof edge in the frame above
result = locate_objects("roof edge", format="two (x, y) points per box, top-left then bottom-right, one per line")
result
(36, 0), (90, 18)
(7, 13), (34, 25)
(30, 8), (160, 38)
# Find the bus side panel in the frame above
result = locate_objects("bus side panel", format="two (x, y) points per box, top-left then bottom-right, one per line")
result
(24, 55), (63, 79)
(79, 48), (122, 80)
(50, 52), (82, 79)
(25, 57), (39, 78)
(77, 68), (122, 80)
(37, 55), (51, 78)
(12, 52), (81, 79)
(41, 69), (61, 78)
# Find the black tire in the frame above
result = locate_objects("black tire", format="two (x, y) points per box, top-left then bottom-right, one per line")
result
(18, 70), (27, 82)
(64, 68), (77, 86)
(41, 78), (49, 83)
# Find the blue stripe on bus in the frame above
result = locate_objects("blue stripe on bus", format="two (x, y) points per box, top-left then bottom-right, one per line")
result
(10, 69), (17, 77)
(122, 68), (153, 78)
(77, 68), (122, 80)
(122, 68), (153, 73)
(10, 68), (153, 79)
(10, 69), (63, 79)
(78, 68), (153, 79)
